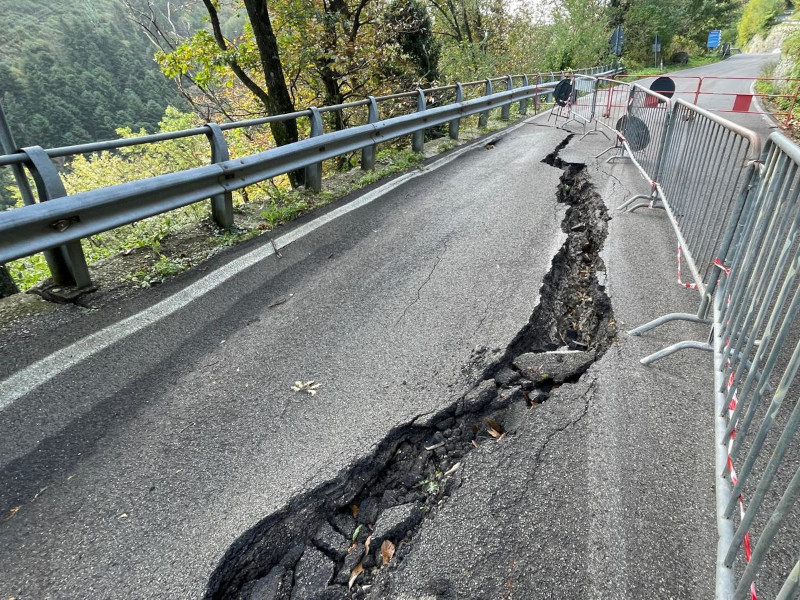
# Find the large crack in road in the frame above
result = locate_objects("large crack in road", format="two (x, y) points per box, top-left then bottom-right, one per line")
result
(204, 135), (617, 600)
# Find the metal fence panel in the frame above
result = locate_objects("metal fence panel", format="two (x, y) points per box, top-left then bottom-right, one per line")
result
(710, 132), (800, 600)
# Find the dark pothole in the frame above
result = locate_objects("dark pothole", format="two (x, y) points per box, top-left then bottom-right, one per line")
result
(204, 135), (616, 600)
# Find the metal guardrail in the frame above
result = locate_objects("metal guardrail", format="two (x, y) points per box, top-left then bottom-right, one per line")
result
(0, 65), (618, 289)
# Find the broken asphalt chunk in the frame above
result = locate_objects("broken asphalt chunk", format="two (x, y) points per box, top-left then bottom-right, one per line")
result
(513, 350), (594, 383)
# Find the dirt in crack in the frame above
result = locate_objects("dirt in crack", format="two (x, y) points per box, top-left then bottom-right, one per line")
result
(204, 136), (616, 600)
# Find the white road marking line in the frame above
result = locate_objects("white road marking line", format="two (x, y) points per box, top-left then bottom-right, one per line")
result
(0, 115), (546, 409)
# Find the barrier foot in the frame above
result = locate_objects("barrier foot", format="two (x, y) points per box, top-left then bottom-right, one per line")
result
(629, 202), (666, 213)
(595, 144), (621, 159)
(606, 154), (628, 164)
(580, 126), (610, 141)
(628, 312), (712, 336)
(640, 340), (713, 365)
(617, 193), (650, 211)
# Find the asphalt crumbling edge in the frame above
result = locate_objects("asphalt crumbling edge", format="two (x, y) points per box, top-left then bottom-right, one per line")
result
(203, 134), (617, 600)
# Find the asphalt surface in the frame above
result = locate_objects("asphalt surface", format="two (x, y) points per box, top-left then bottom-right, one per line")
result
(365, 128), (718, 600)
(0, 120), (574, 598)
(0, 53), (794, 600)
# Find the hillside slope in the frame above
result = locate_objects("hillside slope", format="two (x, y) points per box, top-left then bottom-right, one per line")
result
(0, 0), (181, 149)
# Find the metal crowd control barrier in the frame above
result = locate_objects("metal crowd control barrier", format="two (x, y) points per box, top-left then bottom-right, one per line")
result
(549, 75), (609, 139)
(0, 64), (618, 289)
(601, 88), (800, 596)
(616, 74), (800, 126)
(709, 132), (800, 599)
(586, 77), (763, 364)
(596, 83), (673, 188)
(625, 100), (761, 358)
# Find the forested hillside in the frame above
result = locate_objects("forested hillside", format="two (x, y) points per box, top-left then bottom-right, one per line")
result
(0, 0), (181, 149)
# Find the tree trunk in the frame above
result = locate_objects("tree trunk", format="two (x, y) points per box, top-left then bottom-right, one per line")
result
(0, 265), (19, 298)
(242, 0), (305, 187)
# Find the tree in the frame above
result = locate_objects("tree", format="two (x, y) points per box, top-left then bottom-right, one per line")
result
(131, 0), (305, 185)
(386, 0), (440, 82)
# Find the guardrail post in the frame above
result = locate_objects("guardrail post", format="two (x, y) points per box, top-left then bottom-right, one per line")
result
(535, 75), (543, 113)
(546, 72), (555, 104)
(306, 107), (323, 192)
(449, 83), (463, 140)
(21, 146), (92, 288)
(204, 123), (233, 229)
(519, 75), (529, 115)
(478, 79), (493, 128)
(361, 96), (379, 170)
(501, 75), (513, 121)
(412, 89), (426, 153)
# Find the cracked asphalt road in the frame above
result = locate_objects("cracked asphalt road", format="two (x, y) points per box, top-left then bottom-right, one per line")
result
(365, 130), (718, 600)
(0, 122), (572, 599)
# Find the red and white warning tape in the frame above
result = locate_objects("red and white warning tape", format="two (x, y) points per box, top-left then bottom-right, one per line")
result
(725, 366), (758, 600)
(677, 246), (700, 290)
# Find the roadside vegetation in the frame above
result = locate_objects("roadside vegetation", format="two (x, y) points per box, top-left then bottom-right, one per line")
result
(741, 1), (800, 134)
(1, 0), (744, 296)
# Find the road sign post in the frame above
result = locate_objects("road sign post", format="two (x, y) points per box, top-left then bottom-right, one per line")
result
(652, 35), (661, 69)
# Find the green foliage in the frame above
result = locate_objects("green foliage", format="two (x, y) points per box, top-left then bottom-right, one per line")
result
(0, 0), (182, 149)
(386, 0), (441, 82)
(738, 0), (785, 45)
(127, 255), (192, 287)
(357, 149), (423, 186)
(610, 0), (739, 64)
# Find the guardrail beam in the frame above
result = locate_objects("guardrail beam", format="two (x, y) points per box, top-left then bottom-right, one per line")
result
(0, 67), (620, 270)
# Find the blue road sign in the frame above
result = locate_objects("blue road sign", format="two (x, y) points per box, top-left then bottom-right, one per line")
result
(707, 30), (721, 49)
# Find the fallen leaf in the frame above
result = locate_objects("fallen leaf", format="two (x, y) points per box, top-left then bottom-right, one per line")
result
(352, 524), (363, 542)
(291, 380), (321, 396)
(32, 486), (49, 502)
(381, 540), (395, 565)
(3, 506), (20, 521)
(443, 462), (462, 477)
(364, 535), (372, 554)
(471, 440), (479, 448)
(348, 563), (363, 589)
(424, 441), (445, 451)
(487, 417), (505, 439)
(350, 504), (359, 518)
